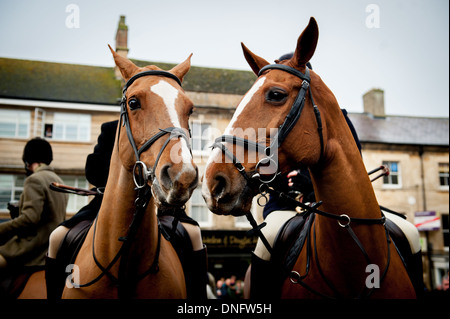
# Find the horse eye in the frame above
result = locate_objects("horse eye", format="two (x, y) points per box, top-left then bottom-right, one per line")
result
(266, 89), (288, 103)
(128, 98), (141, 110)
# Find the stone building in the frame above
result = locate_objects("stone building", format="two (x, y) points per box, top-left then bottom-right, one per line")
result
(349, 89), (449, 290)
(0, 16), (448, 287)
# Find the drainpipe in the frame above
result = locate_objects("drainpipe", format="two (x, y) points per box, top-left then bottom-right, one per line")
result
(419, 145), (434, 289)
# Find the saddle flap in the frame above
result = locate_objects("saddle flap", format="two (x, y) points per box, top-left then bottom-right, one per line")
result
(272, 213), (312, 276)
(56, 220), (93, 267)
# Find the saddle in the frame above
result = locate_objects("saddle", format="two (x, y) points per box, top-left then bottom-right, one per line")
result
(56, 220), (93, 268)
(49, 215), (193, 296)
(270, 211), (423, 298)
(159, 214), (193, 264)
(56, 217), (194, 268)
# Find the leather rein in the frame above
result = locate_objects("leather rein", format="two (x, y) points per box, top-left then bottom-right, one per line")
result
(71, 70), (189, 298)
(211, 64), (392, 298)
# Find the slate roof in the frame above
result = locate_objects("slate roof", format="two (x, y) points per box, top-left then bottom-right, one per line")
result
(132, 59), (256, 95)
(348, 113), (449, 146)
(0, 58), (122, 105)
(1, 57), (447, 147)
(0, 57), (256, 105)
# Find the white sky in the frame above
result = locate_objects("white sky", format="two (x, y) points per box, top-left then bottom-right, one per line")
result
(0, 0), (448, 118)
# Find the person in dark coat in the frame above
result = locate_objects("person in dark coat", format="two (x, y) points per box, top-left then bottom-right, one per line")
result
(45, 120), (117, 299)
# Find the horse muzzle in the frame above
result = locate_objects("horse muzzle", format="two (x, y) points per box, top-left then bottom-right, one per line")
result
(153, 161), (199, 206)
(202, 164), (253, 216)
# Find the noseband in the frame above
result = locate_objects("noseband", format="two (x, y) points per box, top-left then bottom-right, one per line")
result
(212, 64), (323, 187)
(118, 70), (191, 188)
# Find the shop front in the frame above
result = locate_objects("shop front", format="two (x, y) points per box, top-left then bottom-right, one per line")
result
(202, 230), (258, 281)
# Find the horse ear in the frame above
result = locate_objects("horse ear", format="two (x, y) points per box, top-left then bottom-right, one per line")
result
(291, 17), (319, 68)
(169, 53), (193, 83)
(241, 42), (270, 75)
(108, 44), (138, 81)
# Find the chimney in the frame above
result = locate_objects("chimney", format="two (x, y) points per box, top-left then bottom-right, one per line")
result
(363, 88), (385, 117)
(114, 15), (129, 80)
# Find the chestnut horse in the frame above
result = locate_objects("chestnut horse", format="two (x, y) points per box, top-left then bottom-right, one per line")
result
(62, 47), (198, 298)
(203, 18), (416, 298)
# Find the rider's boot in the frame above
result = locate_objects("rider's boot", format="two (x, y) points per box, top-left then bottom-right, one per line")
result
(45, 255), (66, 299)
(250, 252), (278, 299)
(184, 245), (207, 299)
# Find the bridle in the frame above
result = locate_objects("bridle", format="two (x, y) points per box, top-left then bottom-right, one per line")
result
(211, 64), (323, 251)
(212, 64), (323, 187)
(211, 63), (392, 298)
(70, 70), (191, 298)
(118, 70), (191, 189)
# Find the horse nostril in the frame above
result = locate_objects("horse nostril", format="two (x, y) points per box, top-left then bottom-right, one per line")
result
(160, 164), (173, 191)
(212, 173), (230, 200)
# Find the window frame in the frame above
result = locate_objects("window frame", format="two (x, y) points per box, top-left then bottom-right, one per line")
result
(61, 175), (89, 213)
(188, 185), (213, 227)
(438, 163), (449, 190)
(190, 120), (212, 156)
(51, 112), (91, 142)
(382, 160), (402, 189)
(0, 174), (25, 211)
(0, 109), (31, 139)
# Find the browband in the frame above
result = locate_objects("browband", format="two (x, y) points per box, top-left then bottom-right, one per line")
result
(123, 70), (182, 94)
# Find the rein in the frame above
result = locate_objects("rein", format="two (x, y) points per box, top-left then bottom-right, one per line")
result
(211, 64), (393, 297)
(264, 186), (392, 299)
(70, 70), (187, 297)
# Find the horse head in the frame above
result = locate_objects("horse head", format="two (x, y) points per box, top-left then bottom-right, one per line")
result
(203, 17), (342, 216)
(109, 46), (198, 207)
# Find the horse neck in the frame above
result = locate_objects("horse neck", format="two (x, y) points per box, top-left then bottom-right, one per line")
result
(310, 139), (380, 220)
(95, 151), (159, 273)
(308, 115), (388, 265)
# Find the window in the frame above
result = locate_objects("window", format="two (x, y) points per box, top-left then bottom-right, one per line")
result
(61, 176), (89, 213)
(189, 186), (212, 227)
(383, 161), (401, 187)
(0, 174), (25, 210)
(0, 109), (30, 138)
(52, 113), (91, 142)
(190, 121), (212, 154)
(439, 163), (449, 188)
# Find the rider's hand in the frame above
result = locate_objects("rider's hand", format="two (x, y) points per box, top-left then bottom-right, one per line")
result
(287, 169), (315, 202)
(7, 201), (19, 219)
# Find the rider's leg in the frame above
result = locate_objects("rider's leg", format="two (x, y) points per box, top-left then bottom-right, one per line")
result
(180, 222), (207, 299)
(48, 226), (69, 259)
(251, 210), (297, 299)
(46, 225), (69, 299)
(181, 222), (204, 251)
(0, 254), (7, 270)
(253, 210), (297, 261)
